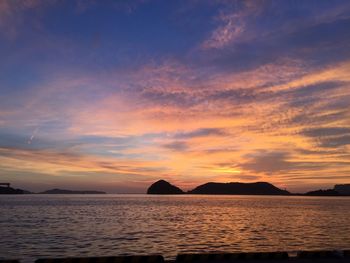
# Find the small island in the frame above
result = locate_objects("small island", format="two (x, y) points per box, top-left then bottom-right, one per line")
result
(147, 180), (184, 194)
(0, 185), (31, 194)
(0, 184), (105, 195)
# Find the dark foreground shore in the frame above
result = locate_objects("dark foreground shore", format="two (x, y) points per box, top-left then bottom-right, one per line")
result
(2, 250), (350, 263)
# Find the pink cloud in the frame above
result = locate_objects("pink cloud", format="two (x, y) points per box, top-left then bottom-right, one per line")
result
(201, 1), (264, 49)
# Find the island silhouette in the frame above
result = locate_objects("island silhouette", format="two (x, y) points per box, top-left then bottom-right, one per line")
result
(188, 181), (289, 195)
(0, 186), (105, 195)
(147, 180), (184, 194)
(147, 180), (350, 196)
(0, 185), (31, 194)
(147, 180), (289, 195)
(1, 181), (350, 196)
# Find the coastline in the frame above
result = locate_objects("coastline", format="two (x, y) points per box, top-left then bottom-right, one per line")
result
(2, 250), (350, 263)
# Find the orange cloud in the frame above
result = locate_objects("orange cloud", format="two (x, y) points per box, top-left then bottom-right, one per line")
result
(1, 55), (350, 192)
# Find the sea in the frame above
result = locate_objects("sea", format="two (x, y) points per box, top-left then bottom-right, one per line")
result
(1, 194), (350, 262)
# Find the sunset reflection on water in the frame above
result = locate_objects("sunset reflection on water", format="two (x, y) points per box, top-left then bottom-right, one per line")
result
(1, 194), (350, 262)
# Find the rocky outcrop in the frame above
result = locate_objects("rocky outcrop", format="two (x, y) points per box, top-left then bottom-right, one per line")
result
(147, 180), (184, 194)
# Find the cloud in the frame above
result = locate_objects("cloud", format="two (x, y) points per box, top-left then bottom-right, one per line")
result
(199, 1), (350, 73)
(281, 81), (344, 98)
(233, 174), (261, 181)
(0, 145), (168, 180)
(174, 128), (226, 139)
(141, 90), (195, 107)
(208, 88), (261, 103)
(201, 0), (264, 49)
(163, 141), (188, 152)
(240, 151), (293, 174)
(300, 126), (350, 148)
(202, 12), (245, 49)
(320, 135), (350, 148)
(1, 1), (350, 192)
(302, 127), (350, 137)
(239, 147), (350, 182)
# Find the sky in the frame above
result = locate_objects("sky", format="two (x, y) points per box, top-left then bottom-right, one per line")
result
(0, 0), (350, 193)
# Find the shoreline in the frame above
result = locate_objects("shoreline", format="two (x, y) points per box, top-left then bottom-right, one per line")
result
(3, 250), (350, 263)
(1, 193), (350, 197)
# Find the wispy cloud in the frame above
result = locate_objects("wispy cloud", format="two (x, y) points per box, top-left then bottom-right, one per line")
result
(240, 151), (293, 174)
(174, 128), (226, 139)
(201, 0), (263, 49)
(163, 141), (189, 152)
(1, 1), (350, 192)
(302, 127), (350, 137)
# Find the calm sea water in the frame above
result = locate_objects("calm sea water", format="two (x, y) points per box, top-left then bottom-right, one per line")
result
(1, 194), (350, 262)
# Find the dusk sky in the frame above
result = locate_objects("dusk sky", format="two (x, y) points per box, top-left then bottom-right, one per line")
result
(1, 0), (350, 193)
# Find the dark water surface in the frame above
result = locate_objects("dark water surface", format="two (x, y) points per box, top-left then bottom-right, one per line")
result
(1, 194), (350, 262)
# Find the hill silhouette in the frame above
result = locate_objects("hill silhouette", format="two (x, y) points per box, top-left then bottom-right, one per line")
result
(189, 182), (290, 195)
(304, 184), (350, 196)
(147, 180), (290, 195)
(305, 189), (340, 196)
(0, 186), (31, 194)
(334, 184), (350, 195)
(147, 180), (184, 194)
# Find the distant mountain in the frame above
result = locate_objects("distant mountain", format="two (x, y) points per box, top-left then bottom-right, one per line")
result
(304, 184), (350, 196)
(188, 182), (290, 195)
(39, 188), (106, 194)
(0, 186), (31, 194)
(147, 180), (289, 195)
(334, 184), (350, 195)
(305, 189), (340, 196)
(147, 180), (184, 194)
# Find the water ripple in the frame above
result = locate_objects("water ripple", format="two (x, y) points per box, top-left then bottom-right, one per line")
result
(0, 194), (350, 262)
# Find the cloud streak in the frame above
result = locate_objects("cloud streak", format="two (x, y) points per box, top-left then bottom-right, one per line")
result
(1, 1), (350, 192)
